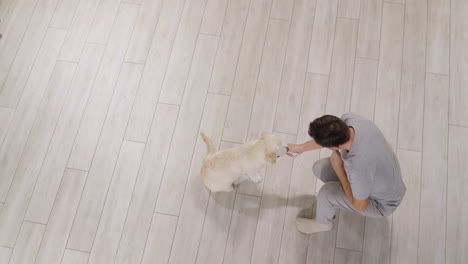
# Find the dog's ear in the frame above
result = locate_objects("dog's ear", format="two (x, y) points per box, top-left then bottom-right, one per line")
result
(260, 131), (268, 140)
(265, 151), (277, 164)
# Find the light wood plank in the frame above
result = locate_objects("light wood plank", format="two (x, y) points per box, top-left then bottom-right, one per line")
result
(114, 104), (178, 264)
(67, 63), (143, 252)
(124, 0), (165, 64)
(124, 0), (186, 142)
(426, 0), (450, 75)
(61, 249), (89, 264)
(306, 213), (339, 264)
(362, 217), (392, 264)
(447, 126), (468, 264)
(334, 248), (362, 264)
(0, 0), (17, 32)
(356, 0), (383, 59)
(0, 0), (39, 90)
(196, 141), (240, 264)
(270, 0), (294, 20)
(450, 0), (468, 126)
(9, 222), (45, 264)
(49, 0), (81, 29)
(88, 141), (145, 264)
(224, 194), (261, 264)
(67, 5), (139, 170)
(246, 19), (289, 141)
(328, 18), (360, 116)
(35, 169), (87, 264)
(208, 0), (250, 95)
(336, 210), (365, 251)
(168, 93), (230, 264)
(58, 0), (101, 61)
(0, 246), (12, 264)
(338, 0), (360, 19)
(200, 0), (229, 35)
(307, 0), (338, 74)
(273, 0), (317, 134)
(373, 3), (405, 149)
(0, 107), (14, 147)
(141, 213), (178, 264)
(390, 149), (421, 264)
(221, 0), (272, 143)
(25, 43), (105, 224)
(325, 18), (358, 117)
(251, 133), (296, 264)
(0, 61), (75, 248)
(238, 18), (289, 196)
(0, 28), (67, 203)
(350, 58), (378, 120)
(0, 0), (60, 108)
(278, 73), (327, 264)
(397, 0), (427, 152)
(86, 0), (121, 44)
(418, 73), (449, 264)
(122, 0), (143, 4)
(158, 0), (208, 105)
(154, 34), (218, 216)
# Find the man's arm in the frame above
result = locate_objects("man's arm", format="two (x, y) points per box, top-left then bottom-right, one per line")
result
(287, 140), (322, 156)
(330, 151), (369, 212)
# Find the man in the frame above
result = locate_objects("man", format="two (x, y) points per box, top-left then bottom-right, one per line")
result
(287, 113), (406, 233)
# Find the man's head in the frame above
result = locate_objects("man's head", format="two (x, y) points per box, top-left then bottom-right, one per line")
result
(308, 115), (350, 150)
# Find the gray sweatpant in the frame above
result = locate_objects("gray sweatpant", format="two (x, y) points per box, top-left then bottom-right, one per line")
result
(314, 158), (392, 224)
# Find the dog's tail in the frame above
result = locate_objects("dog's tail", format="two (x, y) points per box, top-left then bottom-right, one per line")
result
(200, 132), (216, 154)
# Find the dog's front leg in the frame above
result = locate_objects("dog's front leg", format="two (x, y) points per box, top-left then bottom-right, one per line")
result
(250, 171), (263, 184)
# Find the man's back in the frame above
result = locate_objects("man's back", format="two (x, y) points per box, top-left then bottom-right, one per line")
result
(341, 113), (406, 214)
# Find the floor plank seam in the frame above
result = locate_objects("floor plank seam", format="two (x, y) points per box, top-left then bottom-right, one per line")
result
(64, 247), (90, 254)
(304, 71), (329, 77)
(355, 56), (379, 61)
(426, 71), (449, 76)
(207, 91), (230, 97)
(23, 220), (46, 226)
(199, 32), (220, 37)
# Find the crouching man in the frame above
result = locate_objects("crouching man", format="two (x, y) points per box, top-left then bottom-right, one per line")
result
(287, 113), (406, 233)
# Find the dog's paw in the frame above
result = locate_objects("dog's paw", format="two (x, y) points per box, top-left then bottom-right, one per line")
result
(251, 176), (262, 184)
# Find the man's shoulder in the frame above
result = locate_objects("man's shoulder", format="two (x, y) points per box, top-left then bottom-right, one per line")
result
(341, 112), (372, 123)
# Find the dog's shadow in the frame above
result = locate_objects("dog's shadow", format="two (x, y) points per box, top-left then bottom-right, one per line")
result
(207, 192), (317, 223)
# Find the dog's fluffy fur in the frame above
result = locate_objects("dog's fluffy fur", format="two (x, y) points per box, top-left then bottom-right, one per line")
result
(200, 132), (288, 192)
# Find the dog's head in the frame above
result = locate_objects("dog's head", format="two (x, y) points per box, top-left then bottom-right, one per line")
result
(260, 132), (288, 164)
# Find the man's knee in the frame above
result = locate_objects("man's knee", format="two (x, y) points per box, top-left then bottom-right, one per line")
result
(313, 157), (332, 180)
(318, 182), (342, 201)
(313, 158), (327, 178)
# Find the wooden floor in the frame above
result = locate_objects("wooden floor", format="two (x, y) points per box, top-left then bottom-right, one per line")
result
(0, 0), (466, 263)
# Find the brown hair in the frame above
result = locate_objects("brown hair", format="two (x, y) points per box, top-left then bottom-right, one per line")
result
(308, 115), (350, 147)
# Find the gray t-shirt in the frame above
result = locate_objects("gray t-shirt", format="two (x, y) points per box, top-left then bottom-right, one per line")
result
(339, 113), (406, 212)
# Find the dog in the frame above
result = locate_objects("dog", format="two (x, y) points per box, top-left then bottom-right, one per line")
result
(199, 132), (288, 192)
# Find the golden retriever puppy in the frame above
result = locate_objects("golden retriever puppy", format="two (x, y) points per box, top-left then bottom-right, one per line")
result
(199, 132), (288, 192)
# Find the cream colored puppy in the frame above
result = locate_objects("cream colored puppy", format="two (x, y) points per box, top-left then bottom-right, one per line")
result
(200, 132), (288, 192)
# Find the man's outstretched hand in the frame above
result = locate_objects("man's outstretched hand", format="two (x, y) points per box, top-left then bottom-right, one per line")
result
(286, 144), (304, 157)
